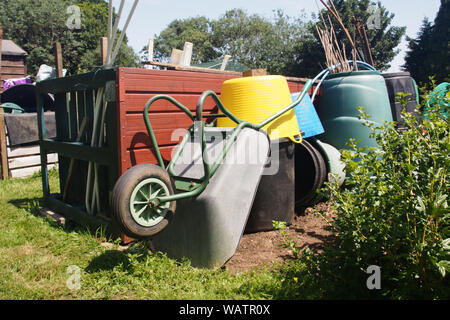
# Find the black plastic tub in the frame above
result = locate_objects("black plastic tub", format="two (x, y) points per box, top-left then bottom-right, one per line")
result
(245, 138), (295, 233)
(294, 139), (327, 211)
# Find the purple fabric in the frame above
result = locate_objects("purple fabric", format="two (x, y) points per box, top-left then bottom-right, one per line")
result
(3, 76), (32, 90)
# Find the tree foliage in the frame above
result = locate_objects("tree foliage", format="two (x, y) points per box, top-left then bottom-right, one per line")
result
(276, 88), (450, 299)
(144, 9), (310, 76)
(403, 0), (450, 85)
(150, 16), (216, 65)
(306, 0), (406, 73)
(146, 2), (404, 78)
(0, 0), (139, 77)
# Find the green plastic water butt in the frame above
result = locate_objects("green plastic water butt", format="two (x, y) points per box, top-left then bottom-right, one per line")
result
(424, 82), (449, 119)
(316, 70), (393, 150)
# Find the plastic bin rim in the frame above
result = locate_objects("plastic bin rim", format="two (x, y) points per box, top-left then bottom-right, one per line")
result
(325, 70), (381, 80)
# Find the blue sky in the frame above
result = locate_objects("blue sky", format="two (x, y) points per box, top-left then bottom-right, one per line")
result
(117, 0), (442, 72)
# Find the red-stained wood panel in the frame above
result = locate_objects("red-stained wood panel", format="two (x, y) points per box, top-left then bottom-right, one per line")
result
(126, 128), (187, 150)
(123, 93), (218, 113)
(116, 68), (239, 174)
(125, 112), (194, 131)
(126, 146), (177, 170)
(120, 69), (235, 93)
(116, 67), (315, 175)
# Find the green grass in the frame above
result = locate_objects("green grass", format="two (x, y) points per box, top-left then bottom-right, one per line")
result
(0, 169), (300, 300)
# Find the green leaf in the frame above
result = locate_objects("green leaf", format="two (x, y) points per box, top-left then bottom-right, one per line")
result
(416, 196), (426, 212)
(442, 238), (450, 251)
(436, 260), (450, 277)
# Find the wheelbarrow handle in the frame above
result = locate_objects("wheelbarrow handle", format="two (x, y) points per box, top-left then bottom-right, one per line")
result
(195, 79), (314, 130)
(196, 90), (246, 126)
(143, 95), (195, 169)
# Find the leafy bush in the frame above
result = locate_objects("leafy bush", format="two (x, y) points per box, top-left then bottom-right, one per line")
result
(280, 85), (449, 299)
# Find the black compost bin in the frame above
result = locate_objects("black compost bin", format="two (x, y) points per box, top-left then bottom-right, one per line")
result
(382, 72), (420, 129)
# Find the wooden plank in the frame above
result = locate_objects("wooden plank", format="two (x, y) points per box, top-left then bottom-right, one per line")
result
(44, 196), (111, 231)
(62, 116), (89, 202)
(84, 89), (95, 143)
(180, 42), (193, 66)
(55, 42), (63, 78)
(103, 99), (119, 195)
(122, 93), (217, 113)
(116, 68), (127, 175)
(39, 208), (66, 225)
(0, 73), (27, 80)
(36, 68), (116, 94)
(54, 92), (70, 140)
(10, 164), (56, 178)
(124, 145), (175, 170)
(100, 37), (108, 65)
(37, 90), (50, 197)
(220, 55), (231, 71)
(0, 26), (2, 87)
(7, 145), (41, 157)
(125, 112), (194, 131)
(121, 67), (238, 81)
(1, 59), (24, 67)
(169, 49), (183, 65)
(243, 69), (267, 77)
(0, 109), (9, 179)
(125, 128), (185, 149)
(40, 139), (114, 166)
(144, 61), (242, 75)
(147, 37), (154, 68)
(76, 90), (88, 143)
(119, 72), (237, 93)
(0, 66), (26, 74)
(8, 153), (58, 170)
(122, 67), (239, 78)
(68, 91), (78, 140)
(121, 76), (227, 93)
(285, 76), (318, 83)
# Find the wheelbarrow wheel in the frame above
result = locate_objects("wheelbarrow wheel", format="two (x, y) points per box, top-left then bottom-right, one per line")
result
(111, 164), (176, 239)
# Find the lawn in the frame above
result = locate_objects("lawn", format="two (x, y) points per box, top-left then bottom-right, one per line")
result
(0, 169), (300, 300)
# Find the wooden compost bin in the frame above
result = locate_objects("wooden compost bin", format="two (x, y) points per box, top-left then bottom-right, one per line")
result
(36, 67), (314, 236)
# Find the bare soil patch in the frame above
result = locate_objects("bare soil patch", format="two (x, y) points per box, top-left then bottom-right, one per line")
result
(224, 201), (336, 274)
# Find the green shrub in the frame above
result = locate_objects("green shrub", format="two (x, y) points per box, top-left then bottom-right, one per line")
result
(282, 85), (449, 299)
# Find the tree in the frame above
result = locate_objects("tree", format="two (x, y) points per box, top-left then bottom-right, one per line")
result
(146, 3), (404, 78)
(403, 0), (450, 84)
(301, 0), (406, 75)
(148, 16), (217, 64)
(75, 0), (140, 73)
(144, 9), (310, 76)
(212, 9), (309, 75)
(0, 0), (139, 77)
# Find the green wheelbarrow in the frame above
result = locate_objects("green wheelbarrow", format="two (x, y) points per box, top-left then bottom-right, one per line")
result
(111, 79), (314, 240)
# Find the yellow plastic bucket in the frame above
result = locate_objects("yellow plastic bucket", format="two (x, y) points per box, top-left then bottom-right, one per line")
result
(217, 75), (301, 142)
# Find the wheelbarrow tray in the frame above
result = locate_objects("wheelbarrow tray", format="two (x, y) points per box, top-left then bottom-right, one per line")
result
(150, 127), (270, 269)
